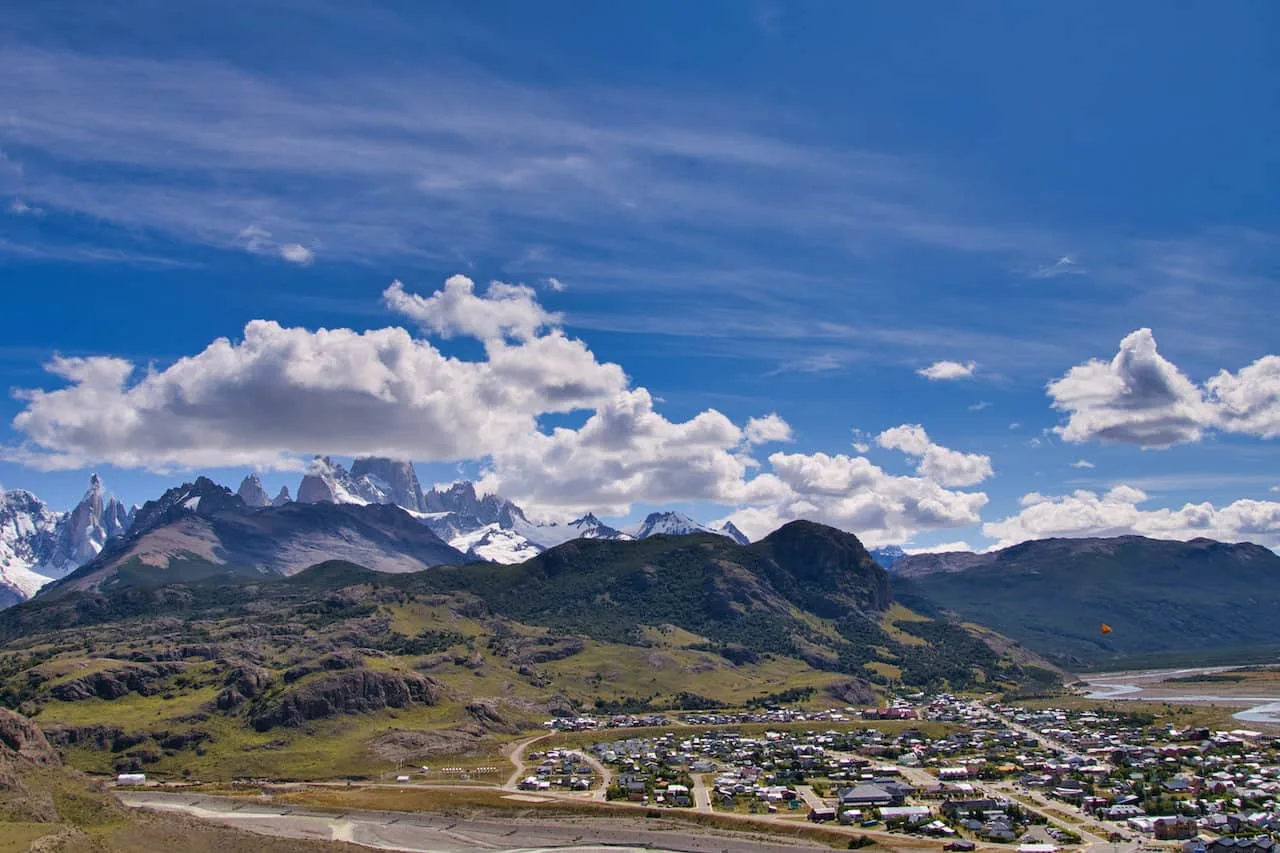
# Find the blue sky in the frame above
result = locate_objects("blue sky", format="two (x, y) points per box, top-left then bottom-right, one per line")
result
(2, 1), (1278, 550)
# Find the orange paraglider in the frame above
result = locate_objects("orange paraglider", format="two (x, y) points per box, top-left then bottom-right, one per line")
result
(1100, 623), (1113, 635)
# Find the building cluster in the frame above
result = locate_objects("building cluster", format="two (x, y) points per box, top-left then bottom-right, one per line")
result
(578, 692), (1280, 848)
(515, 749), (595, 792)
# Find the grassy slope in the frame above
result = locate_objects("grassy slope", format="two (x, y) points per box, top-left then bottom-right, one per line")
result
(0, 526), (1055, 781)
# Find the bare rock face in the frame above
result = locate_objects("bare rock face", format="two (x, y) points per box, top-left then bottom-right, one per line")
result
(47, 663), (184, 702)
(215, 663), (272, 711)
(0, 707), (59, 767)
(464, 700), (522, 734)
(249, 670), (441, 731)
(236, 474), (272, 508)
(350, 457), (426, 512)
(271, 486), (292, 506)
(827, 679), (878, 706)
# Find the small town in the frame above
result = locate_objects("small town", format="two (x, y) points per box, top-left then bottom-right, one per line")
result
(528, 694), (1280, 853)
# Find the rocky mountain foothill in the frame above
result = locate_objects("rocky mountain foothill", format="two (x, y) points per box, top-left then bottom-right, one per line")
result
(0, 520), (1060, 782)
(889, 534), (1280, 668)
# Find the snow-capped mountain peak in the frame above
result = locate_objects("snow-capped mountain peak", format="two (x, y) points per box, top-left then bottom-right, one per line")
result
(0, 474), (136, 604)
(869, 545), (908, 569)
(718, 521), (752, 545)
(625, 511), (712, 539)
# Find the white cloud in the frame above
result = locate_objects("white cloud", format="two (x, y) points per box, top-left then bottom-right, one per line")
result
(8, 276), (625, 472)
(1206, 355), (1280, 439)
(968, 401), (991, 412)
(8, 271), (998, 547)
(384, 276), (558, 342)
(985, 485), (1280, 550)
(279, 243), (314, 265)
(917, 360), (977, 381)
(544, 276), (568, 292)
(876, 424), (994, 488)
(904, 541), (974, 555)
(1031, 255), (1085, 279)
(1049, 328), (1279, 447)
(1070, 459), (1096, 469)
(237, 225), (315, 265)
(744, 413), (794, 445)
(723, 449), (989, 546)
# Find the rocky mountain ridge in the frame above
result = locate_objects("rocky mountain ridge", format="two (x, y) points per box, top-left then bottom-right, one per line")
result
(0, 474), (136, 605)
(889, 534), (1280, 668)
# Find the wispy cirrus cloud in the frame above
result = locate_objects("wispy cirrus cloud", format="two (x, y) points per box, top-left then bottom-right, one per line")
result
(0, 43), (1047, 274)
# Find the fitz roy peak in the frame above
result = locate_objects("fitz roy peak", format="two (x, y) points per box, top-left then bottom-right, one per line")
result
(0, 458), (757, 606)
(0, 474), (134, 605)
(293, 456), (747, 563)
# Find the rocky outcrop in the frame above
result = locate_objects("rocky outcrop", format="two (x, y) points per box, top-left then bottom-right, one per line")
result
(282, 651), (362, 684)
(48, 663), (184, 702)
(0, 708), (59, 767)
(827, 679), (878, 706)
(249, 670), (441, 731)
(508, 636), (585, 665)
(215, 664), (272, 710)
(236, 474), (272, 508)
(349, 457), (427, 512)
(271, 486), (292, 506)
(464, 700), (522, 734)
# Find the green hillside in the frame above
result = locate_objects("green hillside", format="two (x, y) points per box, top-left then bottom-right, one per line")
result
(0, 522), (1057, 782)
(892, 535), (1280, 670)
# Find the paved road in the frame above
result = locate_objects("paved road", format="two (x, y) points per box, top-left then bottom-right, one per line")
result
(504, 732), (552, 789)
(690, 773), (712, 812)
(120, 791), (833, 853)
(795, 785), (827, 811)
(979, 703), (1112, 771)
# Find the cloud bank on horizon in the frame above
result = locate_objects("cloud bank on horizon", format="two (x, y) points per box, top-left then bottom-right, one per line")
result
(6, 275), (1280, 550)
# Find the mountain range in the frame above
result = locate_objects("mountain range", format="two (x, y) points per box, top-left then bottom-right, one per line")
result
(0, 458), (755, 607)
(889, 535), (1280, 669)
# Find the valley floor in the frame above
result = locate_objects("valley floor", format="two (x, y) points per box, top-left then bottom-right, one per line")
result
(120, 790), (837, 853)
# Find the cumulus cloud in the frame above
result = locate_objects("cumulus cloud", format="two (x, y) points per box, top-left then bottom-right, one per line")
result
(544, 276), (568, 292)
(384, 276), (558, 342)
(917, 360), (977, 381)
(744, 413), (794, 445)
(984, 485), (1280, 550)
(1070, 459), (1095, 469)
(8, 276), (625, 471)
(1049, 328), (1279, 447)
(875, 424), (994, 487)
(477, 388), (789, 518)
(8, 272), (997, 546)
(279, 243), (314, 265)
(968, 401), (991, 412)
(1206, 355), (1280, 439)
(722, 449), (990, 546)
